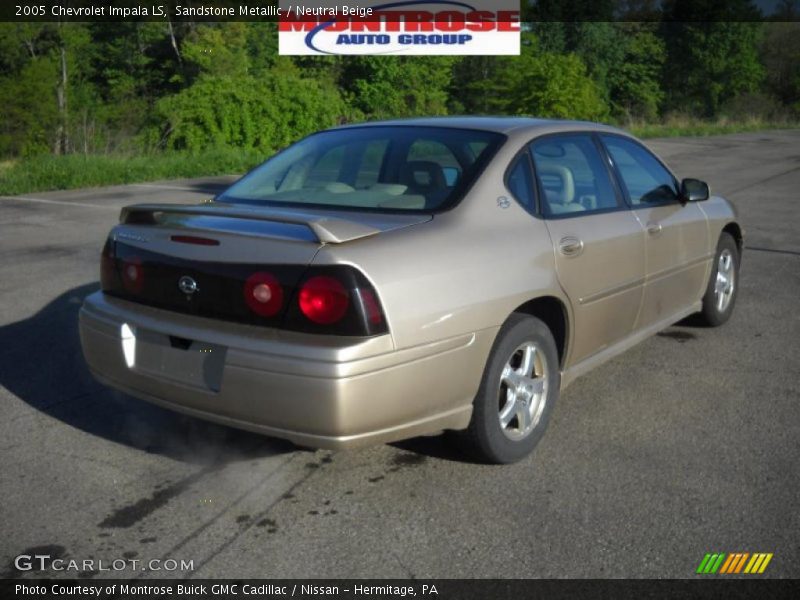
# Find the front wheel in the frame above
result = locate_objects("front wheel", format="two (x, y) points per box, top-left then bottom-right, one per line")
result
(455, 314), (560, 464)
(699, 233), (740, 326)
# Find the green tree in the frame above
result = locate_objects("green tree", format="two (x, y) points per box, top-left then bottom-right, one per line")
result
(182, 23), (251, 79)
(608, 23), (666, 120)
(0, 57), (58, 156)
(0, 23), (99, 156)
(569, 22), (625, 105)
(340, 57), (457, 119)
(662, 0), (765, 116)
(449, 56), (500, 114)
(451, 35), (607, 120)
(54, 23), (96, 154)
(156, 71), (349, 153)
(761, 22), (800, 113)
(0, 23), (43, 75)
(530, 21), (664, 120)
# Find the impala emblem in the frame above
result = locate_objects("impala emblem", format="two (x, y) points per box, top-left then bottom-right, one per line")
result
(178, 276), (199, 296)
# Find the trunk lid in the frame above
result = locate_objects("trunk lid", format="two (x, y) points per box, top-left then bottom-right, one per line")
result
(101, 202), (430, 328)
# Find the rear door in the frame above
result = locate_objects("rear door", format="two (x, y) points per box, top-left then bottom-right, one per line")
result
(530, 134), (646, 365)
(599, 135), (710, 329)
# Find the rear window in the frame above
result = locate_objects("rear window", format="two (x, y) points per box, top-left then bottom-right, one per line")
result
(218, 126), (505, 212)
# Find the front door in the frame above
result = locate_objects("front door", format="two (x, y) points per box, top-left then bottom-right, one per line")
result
(599, 135), (710, 328)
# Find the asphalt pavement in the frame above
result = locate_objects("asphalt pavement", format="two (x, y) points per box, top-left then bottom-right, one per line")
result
(0, 131), (798, 579)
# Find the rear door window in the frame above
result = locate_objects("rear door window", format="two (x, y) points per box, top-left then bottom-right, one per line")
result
(530, 135), (620, 217)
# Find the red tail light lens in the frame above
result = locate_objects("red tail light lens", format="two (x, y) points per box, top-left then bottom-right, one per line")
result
(299, 276), (349, 324)
(244, 272), (284, 317)
(360, 289), (384, 325)
(121, 258), (144, 293)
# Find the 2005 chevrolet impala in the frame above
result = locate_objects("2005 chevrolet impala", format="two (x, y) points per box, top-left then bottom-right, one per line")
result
(80, 118), (742, 463)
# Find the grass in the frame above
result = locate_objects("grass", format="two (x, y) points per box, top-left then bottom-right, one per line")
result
(626, 115), (798, 139)
(1, 119), (798, 196)
(0, 147), (265, 196)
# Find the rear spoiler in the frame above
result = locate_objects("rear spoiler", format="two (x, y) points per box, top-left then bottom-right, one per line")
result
(119, 203), (380, 245)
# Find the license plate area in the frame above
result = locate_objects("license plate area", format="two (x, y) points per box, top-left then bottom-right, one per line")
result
(130, 327), (226, 392)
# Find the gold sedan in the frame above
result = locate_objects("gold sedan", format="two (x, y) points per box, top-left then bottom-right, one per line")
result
(80, 118), (742, 463)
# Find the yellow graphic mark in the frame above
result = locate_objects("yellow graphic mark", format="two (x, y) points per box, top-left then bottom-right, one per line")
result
(752, 553), (773, 574)
(743, 553), (774, 574)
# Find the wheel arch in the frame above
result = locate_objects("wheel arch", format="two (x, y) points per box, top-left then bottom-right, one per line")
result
(722, 221), (743, 254)
(511, 296), (570, 369)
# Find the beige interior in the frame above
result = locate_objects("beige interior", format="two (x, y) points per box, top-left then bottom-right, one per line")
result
(539, 165), (585, 214)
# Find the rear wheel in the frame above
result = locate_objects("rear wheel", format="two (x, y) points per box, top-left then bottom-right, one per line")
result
(456, 314), (560, 464)
(699, 233), (739, 326)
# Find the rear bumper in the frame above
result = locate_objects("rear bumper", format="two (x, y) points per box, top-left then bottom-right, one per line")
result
(79, 292), (495, 449)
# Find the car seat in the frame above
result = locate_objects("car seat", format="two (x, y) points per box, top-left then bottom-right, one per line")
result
(538, 165), (584, 213)
(400, 161), (447, 195)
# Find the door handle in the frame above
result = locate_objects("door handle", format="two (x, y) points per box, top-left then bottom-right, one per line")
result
(646, 222), (663, 235)
(558, 236), (584, 257)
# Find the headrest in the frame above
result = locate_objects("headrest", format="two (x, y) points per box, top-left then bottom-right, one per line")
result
(537, 164), (575, 205)
(401, 160), (447, 192)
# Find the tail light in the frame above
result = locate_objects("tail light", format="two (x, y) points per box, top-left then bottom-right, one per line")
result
(100, 238), (144, 296)
(358, 289), (383, 326)
(284, 267), (387, 336)
(102, 238), (388, 337)
(121, 258), (144, 293)
(298, 276), (349, 324)
(244, 272), (284, 317)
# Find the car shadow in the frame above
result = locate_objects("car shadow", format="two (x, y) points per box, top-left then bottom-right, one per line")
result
(0, 283), (293, 465)
(391, 434), (487, 465)
(672, 313), (712, 328)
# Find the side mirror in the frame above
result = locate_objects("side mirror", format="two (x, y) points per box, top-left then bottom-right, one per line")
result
(680, 178), (709, 203)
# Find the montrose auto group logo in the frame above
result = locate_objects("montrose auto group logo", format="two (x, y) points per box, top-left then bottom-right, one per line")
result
(278, 1), (520, 55)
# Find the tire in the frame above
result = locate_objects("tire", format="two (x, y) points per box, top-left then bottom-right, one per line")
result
(699, 233), (740, 327)
(455, 314), (560, 464)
